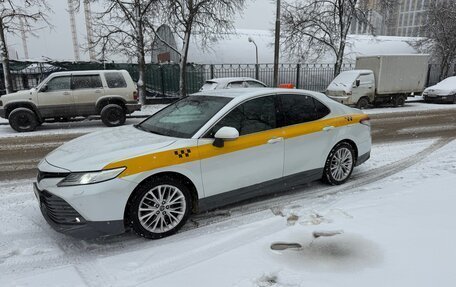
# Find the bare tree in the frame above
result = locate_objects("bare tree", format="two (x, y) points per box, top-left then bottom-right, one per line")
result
(281, 0), (370, 76)
(92, 0), (160, 104)
(0, 0), (51, 94)
(416, 1), (456, 80)
(159, 0), (245, 96)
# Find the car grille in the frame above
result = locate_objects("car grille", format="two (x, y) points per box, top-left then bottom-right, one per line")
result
(39, 190), (85, 225)
(37, 171), (70, 182)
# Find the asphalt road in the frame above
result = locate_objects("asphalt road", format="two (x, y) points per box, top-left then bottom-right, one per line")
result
(0, 108), (455, 181)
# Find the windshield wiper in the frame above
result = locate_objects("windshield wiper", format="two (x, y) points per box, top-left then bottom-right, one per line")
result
(134, 124), (165, 136)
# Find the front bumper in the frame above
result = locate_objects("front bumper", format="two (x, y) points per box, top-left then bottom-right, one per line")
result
(424, 94), (455, 103)
(327, 95), (355, 106)
(34, 183), (125, 238)
(126, 103), (142, 113)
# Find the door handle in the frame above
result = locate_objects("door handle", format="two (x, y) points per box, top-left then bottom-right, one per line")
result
(95, 90), (101, 93)
(267, 137), (283, 144)
(63, 91), (70, 95)
(322, 126), (335, 132)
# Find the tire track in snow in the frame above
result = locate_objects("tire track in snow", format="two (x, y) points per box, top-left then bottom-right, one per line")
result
(189, 136), (454, 229)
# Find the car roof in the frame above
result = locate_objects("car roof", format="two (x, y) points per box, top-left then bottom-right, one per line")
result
(192, 88), (327, 101)
(50, 70), (127, 76)
(206, 77), (261, 84)
(340, 70), (372, 76)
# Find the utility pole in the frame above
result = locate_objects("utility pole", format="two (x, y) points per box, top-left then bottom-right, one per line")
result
(273, 0), (281, 87)
(19, 17), (29, 59)
(83, 0), (96, 61)
(67, 0), (80, 61)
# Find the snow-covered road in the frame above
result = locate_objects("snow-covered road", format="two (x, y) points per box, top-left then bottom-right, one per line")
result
(1, 138), (455, 286)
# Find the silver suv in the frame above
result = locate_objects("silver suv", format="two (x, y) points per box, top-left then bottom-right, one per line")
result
(0, 70), (141, 132)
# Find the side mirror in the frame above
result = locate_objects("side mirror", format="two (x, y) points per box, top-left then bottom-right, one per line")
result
(355, 79), (361, 87)
(40, 84), (48, 92)
(213, 126), (239, 148)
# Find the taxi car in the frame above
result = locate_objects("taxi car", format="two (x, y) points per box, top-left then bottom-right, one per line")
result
(34, 88), (371, 239)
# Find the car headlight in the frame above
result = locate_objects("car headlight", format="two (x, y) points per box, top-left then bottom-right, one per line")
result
(57, 167), (126, 187)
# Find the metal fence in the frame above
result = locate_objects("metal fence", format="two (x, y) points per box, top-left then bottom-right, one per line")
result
(0, 61), (454, 97)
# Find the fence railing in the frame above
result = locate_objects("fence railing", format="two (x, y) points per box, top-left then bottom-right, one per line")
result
(0, 61), (454, 97)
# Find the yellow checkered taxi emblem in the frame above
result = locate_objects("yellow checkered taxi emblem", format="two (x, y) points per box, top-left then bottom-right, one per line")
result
(174, 149), (192, 159)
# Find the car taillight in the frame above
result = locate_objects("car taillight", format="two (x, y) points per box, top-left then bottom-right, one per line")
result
(133, 91), (138, 101)
(360, 116), (370, 127)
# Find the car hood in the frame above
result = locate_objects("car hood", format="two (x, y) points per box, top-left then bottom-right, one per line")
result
(45, 125), (177, 172)
(424, 85), (455, 96)
(2, 90), (34, 102)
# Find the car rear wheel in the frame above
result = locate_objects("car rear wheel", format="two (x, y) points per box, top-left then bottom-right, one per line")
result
(8, 108), (39, 132)
(101, 104), (126, 127)
(323, 142), (355, 185)
(128, 176), (192, 239)
(393, 95), (406, 107)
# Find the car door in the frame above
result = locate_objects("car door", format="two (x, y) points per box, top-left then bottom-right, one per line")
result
(279, 93), (334, 178)
(356, 73), (375, 99)
(37, 75), (74, 118)
(72, 74), (104, 116)
(198, 95), (284, 198)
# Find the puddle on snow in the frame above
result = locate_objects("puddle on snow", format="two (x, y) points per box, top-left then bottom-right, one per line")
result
(270, 232), (382, 272)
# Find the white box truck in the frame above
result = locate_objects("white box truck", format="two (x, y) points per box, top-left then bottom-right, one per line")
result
(326, 55), (429, 108)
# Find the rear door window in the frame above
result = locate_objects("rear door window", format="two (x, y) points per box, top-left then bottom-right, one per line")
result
(226, 81), (245, 89)
(279, 94), (330, 126)
(200, 81), (218, 91)
(72, 75), (103, 90)
(246, 81), (266, 88)
(105, 72), (127, 88)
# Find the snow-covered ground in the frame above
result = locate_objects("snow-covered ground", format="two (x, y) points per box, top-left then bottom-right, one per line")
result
(1, 138), (455, 286)
(0, 105), (165, 138)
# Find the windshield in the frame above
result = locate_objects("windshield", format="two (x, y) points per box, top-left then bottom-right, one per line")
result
(330, 72), (359, 87)
(200, 81), (218, 91)
(137, 96), (232, 138)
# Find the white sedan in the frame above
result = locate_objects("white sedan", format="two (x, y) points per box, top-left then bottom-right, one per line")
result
(34, 88), (371, 239)
(423, 76), (456, 104)
(200, 77), (266, 91)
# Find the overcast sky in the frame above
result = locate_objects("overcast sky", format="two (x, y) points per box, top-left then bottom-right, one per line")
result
(7, 0), (275, 61)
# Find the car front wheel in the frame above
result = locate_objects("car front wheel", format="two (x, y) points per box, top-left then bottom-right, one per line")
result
(8, 108), (39, 132)
(128, 176), (192, 239)
(101, 104), (126, 127)
(323, 142), (355, 185)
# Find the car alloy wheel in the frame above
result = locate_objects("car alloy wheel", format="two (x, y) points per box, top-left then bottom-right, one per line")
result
(323, 142), (355, 185)
(329, 147), (353, 182)
(128, 176), (192, 239)
(138, 184), (187, 234)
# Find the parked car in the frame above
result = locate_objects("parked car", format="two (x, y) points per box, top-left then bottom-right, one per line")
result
(199, 77), (267, 91)
(34, 88), (371, 239)
(326, 55), (429, 108)
(423, 76), (456, 104)
(0, 70), (141, 132)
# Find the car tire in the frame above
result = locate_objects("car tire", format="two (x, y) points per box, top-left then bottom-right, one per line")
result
(128, 176), (192, 239)
(393, 95), (406, 107)
(100, 104), (126, 127)
(356, 98), (369, 109)
(8, 108), (39, 132)
(323, 142), (356, 186)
